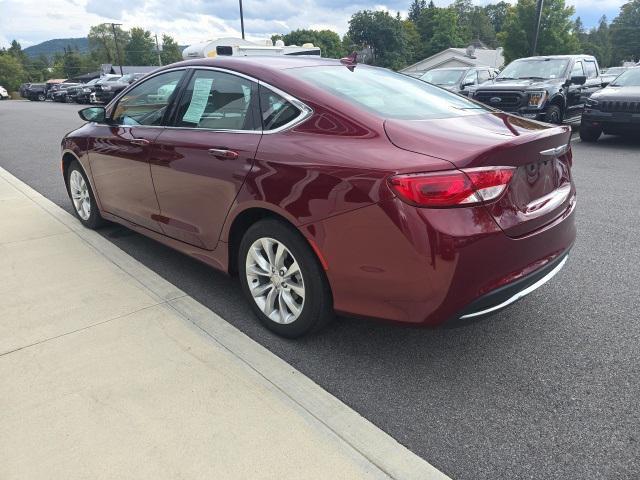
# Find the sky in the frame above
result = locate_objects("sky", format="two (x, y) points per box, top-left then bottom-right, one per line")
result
(0, 0), (627, 49)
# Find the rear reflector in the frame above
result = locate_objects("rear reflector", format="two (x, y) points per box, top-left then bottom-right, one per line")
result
(389, 167), (515, 208)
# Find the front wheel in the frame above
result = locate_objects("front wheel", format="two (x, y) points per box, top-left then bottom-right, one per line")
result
(579, 123), (602, 142)
(37, 93), (46, 101)
(543, 104), (563, 124)
(66, 161), (105, 229)
(238, 219), (333, 338)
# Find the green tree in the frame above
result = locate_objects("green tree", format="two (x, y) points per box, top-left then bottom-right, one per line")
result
(88, 24), (130, 64)
(124, 27), (156, 65)
(585, 16), (612, 67)
(280, 29), (345, 58)
(408, 0), (427, 22)
(160, 34), (183, 64)
(611, 0), (640, 63)
(61, 46), (83, 78)
(498, 0), (579, 63)
(428, 8), (465, 56)
(402, 19), (422, 65)
(484, 1), (511, 34)
(347, 10), (410, 69)
(0, 52), (27, 90)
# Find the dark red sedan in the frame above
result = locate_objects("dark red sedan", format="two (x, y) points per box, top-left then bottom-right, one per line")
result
(61, 56), (576, 337)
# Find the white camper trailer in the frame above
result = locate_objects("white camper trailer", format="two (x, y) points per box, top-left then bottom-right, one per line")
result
(182, 37), (321, 60)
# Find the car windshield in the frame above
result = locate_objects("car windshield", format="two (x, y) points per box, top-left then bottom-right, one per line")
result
(610, 68), (640, 86)
(497, 58), (569, 80)
(420, 69), (465, 86)
(85, 78), (99, 86)
(293, 66), (488, 120)
(606, 67), (625, 75)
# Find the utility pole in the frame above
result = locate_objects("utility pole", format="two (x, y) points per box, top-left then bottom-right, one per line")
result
(531, 0), (544, 56)
(110, 23), (124, 75)
(239, 0), (245, 39)
(155, 33), (162, 66)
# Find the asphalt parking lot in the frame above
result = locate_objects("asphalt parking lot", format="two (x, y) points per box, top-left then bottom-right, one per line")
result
(1, 100), (639, 480)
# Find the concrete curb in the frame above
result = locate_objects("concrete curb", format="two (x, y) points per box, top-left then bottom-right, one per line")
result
(0, 166), (451, 480)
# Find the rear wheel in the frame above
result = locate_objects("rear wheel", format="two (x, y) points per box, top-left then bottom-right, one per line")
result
(37, 93), (46, 101)
(579, 123), (602, 142)
(543, 104), (563, 124)
(238, 219), (333, 338)
(66, 160), (105, 229)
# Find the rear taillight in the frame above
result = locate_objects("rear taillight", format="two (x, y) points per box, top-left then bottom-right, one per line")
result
(389, 166), (515, 208)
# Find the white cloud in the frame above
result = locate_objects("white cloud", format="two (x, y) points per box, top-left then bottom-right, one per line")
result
(0, 0), (627, 50)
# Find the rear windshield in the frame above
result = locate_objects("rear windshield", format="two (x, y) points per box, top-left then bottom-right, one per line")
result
(293, 66), (488, 120)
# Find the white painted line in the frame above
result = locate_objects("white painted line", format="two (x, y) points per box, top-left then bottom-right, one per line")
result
(0, 166), (451, 480)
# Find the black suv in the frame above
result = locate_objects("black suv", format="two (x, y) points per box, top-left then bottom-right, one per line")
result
(24, 83), (47, 101)
(470, 55), (602, 124)
(580, 67), (640, 142)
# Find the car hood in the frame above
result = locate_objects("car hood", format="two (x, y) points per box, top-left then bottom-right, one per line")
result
(476, 78), (563, 91)
(592, 85), (640, 102)
(384, 112), (568, 168)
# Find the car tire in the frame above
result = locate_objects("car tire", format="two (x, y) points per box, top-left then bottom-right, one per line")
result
(238, 218), (333, 338)
(66, 160), (105, 229)
(37, 93), (46, 101)
(579, 124), (602, 142)
(543, 104), (562, 124)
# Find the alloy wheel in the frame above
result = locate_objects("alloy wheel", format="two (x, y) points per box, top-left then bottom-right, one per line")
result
(245, 237), (305, 325)
(69, 170), (91, 221)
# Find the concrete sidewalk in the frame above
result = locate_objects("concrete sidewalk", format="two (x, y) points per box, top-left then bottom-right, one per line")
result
(0, 167), (449, 480)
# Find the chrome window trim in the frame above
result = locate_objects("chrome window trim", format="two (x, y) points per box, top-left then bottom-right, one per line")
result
(99, 65), (313, 135)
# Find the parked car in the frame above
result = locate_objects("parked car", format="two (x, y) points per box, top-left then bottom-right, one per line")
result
(470, 55), (602, 124)
(61, 57), (576, 337)
(24, 83), (47, 101)
(580, 67), (640, 142)
(52, 83), (81, 102)
(88, 75), (122, 103)
(45, 80), (66, 100)
(74, 76), (119, 104)
(419, 66), (499, 95)
(600, 66), (631, 86)
(19, 83), (31, 98)
(94, 73), (146, 103)
(0, 85), (9, 100)
(65, 79), (97, 104)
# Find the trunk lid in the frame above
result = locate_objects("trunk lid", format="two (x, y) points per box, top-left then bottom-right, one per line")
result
(384, 112), (574, 237)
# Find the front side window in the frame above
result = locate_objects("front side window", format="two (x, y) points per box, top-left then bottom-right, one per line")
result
(571, 61), (585, 77)
(462, 70), (477, 85)
(584, 61), (597, 78)
(112, 70), (184, 126)
(293, 66), (488, 120)
(478, 70), (491, 83)
(259, 88), (302, 130)
(173, 70), (259, 131)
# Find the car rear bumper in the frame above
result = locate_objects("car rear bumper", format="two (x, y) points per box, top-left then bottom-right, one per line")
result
(306, 195), (576, 326)
(457, 251), (569, 320)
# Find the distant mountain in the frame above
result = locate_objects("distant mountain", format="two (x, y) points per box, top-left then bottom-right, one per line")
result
(24, 38), (90, 58)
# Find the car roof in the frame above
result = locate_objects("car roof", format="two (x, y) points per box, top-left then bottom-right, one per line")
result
(515, 55), (596, 61)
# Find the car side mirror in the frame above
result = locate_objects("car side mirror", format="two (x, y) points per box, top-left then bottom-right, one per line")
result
(78, 107), (106, 123)
(570, 75), (587, 85)
(461, 81), (475, 88)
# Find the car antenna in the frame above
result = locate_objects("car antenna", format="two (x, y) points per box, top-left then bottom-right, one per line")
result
(340, 51), (358, 71)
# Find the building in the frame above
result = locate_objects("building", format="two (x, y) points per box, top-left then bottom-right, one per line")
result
(401, 45), (504, 77)
(182, 37), (321, 59)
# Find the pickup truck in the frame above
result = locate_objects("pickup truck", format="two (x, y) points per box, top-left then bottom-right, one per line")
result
(469, 55), (603, 124)
(94, 73), (146, 104)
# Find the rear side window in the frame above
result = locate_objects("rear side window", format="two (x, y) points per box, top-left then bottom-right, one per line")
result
(111, 70), (184, 126)
(173, 70), (259, 131)
(259, 87), (302, 131)
(584, 61), (598, 78)
(293, 66), (488, 120)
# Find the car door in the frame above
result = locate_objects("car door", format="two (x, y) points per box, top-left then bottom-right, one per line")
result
(581, 60), (602, 100)
(87, 69), (185, 232)
(566, 60), (585, 117)
(149, 68), (262, 249)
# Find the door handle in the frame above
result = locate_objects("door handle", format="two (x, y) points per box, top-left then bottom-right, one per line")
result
(208, 148), (239, 160)
(130, 138), (150, 146)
